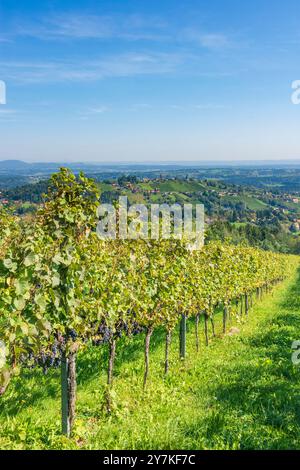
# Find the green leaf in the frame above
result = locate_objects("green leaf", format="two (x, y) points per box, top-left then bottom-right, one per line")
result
(3, 258), (17, 272)
(15, 279), (29, 296)
(34, 294), (47, 311)
(51, 273), (60, 287)
(14, 297), (25, 311)
(20, 322), (29, 335)
(3, 258), (12, 269)
(24, 252), (36, 267)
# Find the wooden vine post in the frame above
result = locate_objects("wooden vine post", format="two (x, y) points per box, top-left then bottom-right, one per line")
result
(179, 314), (187, 359)
(211, 316), (216, 337)
(106, 337), (116, 413)
(108, 338), (116, 386)
(143, 327), (153, 389)
(165, 331), (172, 374)
(204, 313), (209, 346)
(61, 350), (77, 437)
(223, 305), (228, 334)
(245, 293), (249, 316)
(195, 314), (200, 352)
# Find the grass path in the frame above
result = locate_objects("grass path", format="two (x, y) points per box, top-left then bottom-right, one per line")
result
(1, 268), (300, 449)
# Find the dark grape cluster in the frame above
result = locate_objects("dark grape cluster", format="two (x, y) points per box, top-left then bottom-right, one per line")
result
(18, 329), (80, 374)
(66, 328), (77, 341)
(18, 318), (145, 374)
(116, 319), (145, 337)
(19, 342), (63, 375)
(131, 320), (145, 336)
(92, 322), (113, 346)
(91, 317), (145, 346)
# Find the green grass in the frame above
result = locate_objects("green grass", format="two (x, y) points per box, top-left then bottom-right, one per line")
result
(137, 182), (155, 191)
(227, 195), (268, 211)
(1, 270), (300, 450)
(98, 182), (115, 192)
(231, 222), (248, 228)
(98, 180), (205, 195)
(240, 195), (268, 211)
(156, 181), (204, 193)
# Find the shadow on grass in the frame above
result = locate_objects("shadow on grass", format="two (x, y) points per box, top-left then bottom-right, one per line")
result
(0, 369), (60, 417)
(182, 269), (300, 450)
(0, 325), (169, 417)
(77, 326), (168, 385)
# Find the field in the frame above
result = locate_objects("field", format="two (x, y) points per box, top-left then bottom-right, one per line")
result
(239, 195), (268, 211)
(222, 194), (268, 211)
(99, 180), (206, 194)
(1, 268), (300, 450)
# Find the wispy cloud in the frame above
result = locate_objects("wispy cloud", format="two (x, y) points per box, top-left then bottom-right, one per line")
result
(130, 103), (154, 111)
(193, 103), (229, 110)
(0, 108), (19, 114)
(0, 12), (237, 87)
(182, 29), (232, 50)
(0, 52), (185, 83)
(168, 103), (229, 111)
(4, 11), (235, 52)
(200, 34), (230, 49)
(12, 13), (168, 42)
(77, 106), (109, 120)
(0, 108), (20, 122)
(87, 106), (109, 114)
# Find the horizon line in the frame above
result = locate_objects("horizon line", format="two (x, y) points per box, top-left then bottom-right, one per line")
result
(2, 158), (300, 166)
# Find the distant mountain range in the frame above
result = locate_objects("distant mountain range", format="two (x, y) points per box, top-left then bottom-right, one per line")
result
(1, 159), (300, 177)
(0, 159), (203, 175)
(0, 160), (60, 175)
(1, 159), (300, 192)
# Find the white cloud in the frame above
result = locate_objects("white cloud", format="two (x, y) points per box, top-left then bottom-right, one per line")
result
(193, 103), (229, 110)
(87, 106), (109, 114)
(0, 52), (184, 83)
(0, 108), (20, 122)
(0, 108), (18, 114)
(130, 103), (153, 111)
(167, 103), (229, 112)
(5, 12), (233, 52)
(198, 34), (230, 49)
(78, 106), (109, 119)
(170, 104), (184, 110)
(13, 13), (168, 42)
(182, 29), (231, 49)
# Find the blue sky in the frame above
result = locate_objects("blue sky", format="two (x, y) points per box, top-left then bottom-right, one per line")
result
(0, 0), (300, 162)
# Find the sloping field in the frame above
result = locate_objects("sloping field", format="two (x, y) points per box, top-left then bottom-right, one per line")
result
(1, 268), (300, 450)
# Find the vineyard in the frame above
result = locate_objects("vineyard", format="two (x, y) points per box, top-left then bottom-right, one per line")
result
(0, 169), (299, 447)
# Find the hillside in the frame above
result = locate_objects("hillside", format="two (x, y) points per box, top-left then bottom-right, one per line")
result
(2, 171), (300, 253)
(1, 267), (299, 450)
